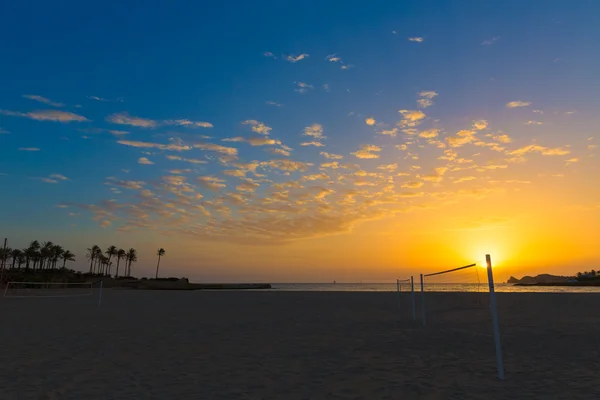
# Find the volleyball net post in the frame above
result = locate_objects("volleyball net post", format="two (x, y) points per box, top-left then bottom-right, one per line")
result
(410, 276), (416, 321)
(486, 254), (505, 380)
(396, 278), (411, 311)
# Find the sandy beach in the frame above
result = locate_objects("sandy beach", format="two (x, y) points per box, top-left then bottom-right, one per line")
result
(1, 290), (599, 399)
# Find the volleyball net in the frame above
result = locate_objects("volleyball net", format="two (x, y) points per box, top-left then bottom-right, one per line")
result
(396, 278), (416, 321)
(419, 255), (504, 380)
(3, 281), (103, 306)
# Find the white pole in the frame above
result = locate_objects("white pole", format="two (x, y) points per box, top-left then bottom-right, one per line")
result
(3, 281), (9, 297)
(98, 280), (103, 307)
(396, 279), (400, 309)
(420, 273), (426, 326)
(410, 276), (416, 321)
(486, 254), (505, 380)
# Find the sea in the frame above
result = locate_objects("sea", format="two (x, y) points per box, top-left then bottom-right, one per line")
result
(270, 283), (600, 293)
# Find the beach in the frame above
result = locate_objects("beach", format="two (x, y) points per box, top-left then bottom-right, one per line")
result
(1, 290), (599, 399)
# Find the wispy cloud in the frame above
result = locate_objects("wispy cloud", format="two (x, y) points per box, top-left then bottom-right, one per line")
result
(88, 96), (123, 102)
(525, 120), (542, 125)
(320, 152), (343, 160)
(472, 120), (488, 130)
(263, 52), (277, 59)
(304, 124), (324, 140)
(1, 109), (89, 122)
(266, 101), (282, 107)
(106, 112), (157, 128)
(326, 54), (342, 63)
(378, 128), (398, 137)
(0, 128), (9, 134)
(408, 37), (424, 43)
(481, 36), (500, 45)
(193, 142), (238, 157)
(300, 141), (325, 147)
(508, 144), (571, 156)
(398, 110), (426, 128)
(18, 147), (40, 151)
(222, 136), (281, 146)
(506, 101), (532, 108)
(417, 91), (438, 108)
(117, 140), (192, 151)
(166, 155), (207, 164)
(294, 82), (314, 93)
(22, 95), (64, 107)
(285, 54), (309, 63)
(164, 119), (213, 128)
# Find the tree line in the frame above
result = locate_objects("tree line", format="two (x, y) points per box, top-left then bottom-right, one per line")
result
(0, 241), (167, 279)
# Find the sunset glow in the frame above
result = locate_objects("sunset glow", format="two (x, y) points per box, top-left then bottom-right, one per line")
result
(1, 2), (599, 283)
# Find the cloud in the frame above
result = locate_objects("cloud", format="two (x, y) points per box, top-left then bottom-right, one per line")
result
(22, 95), (64, 107)
(326, 54), (342, 62)
(138, 157), (154, 165)
(166, 155), (207, 164)
(197, 176), (227, 191)
(237, 181), (260, 192)
(194, 142), (238, 157)
(398, 110), (426, 128)
(263, 52), (277, 59)
(294, 82), (314, 93)
(419, 129), (439, 138)
(352, 144), (381, 159)
(242, 120), (272, 135)
(378, 128), (398, 136)
(117, 140), (192, 151)
(303, 124), (324, 140)
(472, 120), (488, 130)
(100, 220), (112, 228)
(525, 120), (542, 125)
(506, 101), (531, 108)
(164, 119), (213, 128)
(408, 37), (424, 42)
(223, 136), (281, 146)
(453, 176), (477, 184)
(300, 141), (325, 147)
(1, 109), (89, 122)
(493, 134), (512, 143)
(377, 163), (398, 171)
(0, 128), (10, 134)
(417, 91), (438, 108)
(508, 144), (571, 156)
(481, 36), (500, 45)
(285, 54), (309, 63)
(88, 96), (123, 102)
(266, 101), (283, 107)
(365, 117), (376, 126)
(18, 147), (40, 151)
(106, 112), (157, 128)
(401, 181), (424, 188)
(320, 152), (343, 160)
(268, 148), (291, 157)
(446, 130), (477, 148)
(262, 159), (312, 172)
(49, 174), (68, 180)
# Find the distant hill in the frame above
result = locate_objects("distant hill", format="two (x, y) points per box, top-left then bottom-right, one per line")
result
(507, 274), (571, 284)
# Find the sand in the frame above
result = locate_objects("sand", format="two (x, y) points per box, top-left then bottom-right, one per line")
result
(1, 290), (599, 399)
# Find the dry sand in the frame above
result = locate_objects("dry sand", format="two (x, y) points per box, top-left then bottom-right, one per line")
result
(1, 290), (599, 399)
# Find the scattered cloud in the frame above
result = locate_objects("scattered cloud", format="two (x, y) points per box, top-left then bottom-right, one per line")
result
(408, 37), (424, 42)
(481, 36), (500, 45)
(194, 142), (238, 157)
(18, 147), (40, 151)
(378, 128), (398, 136)
(472, 120), (488, 130)
(365, 117), (376, 126)
(352, 144), (381, 159)
(117, 140), (192, 151)
(1, 109), (89, 122)
(88, 96), (123, 102)
(266, 101), (282, 107)
(294, 82), (314, 93)
(0, 128), (9, 134)
(506, 101), (531, 108)
(419, 129), (439, 138)
(22, 95), (64, 107)
(401, 181), (424, 188)
(300, 141), (325, 147)
(453, 176), (477, 184)
(326, 54), (342, 63)
(525, 120), (542, 125)
(263, 52), (277, 59)
(164, 119), (213, 128)
(417, 91), (438, 108)
(106, 112), (157, 128)
(320, 152), (343, 160)
(242, 120), (272, 135)
(285, 54), (309, 63)
(493, 134), (512, 144)
(398, 110), (426, 128)
(303, 124), (324, 140)
(508, 144), (571, 156)
(138, 157), (154, 165)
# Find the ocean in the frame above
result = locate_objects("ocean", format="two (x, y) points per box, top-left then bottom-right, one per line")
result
(270, 282), (600, 293)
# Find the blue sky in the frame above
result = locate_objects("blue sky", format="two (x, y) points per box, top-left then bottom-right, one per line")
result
(1, 1), (599, 280)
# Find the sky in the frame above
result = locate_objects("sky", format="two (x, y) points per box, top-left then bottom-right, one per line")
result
(1, 0), (599, 283)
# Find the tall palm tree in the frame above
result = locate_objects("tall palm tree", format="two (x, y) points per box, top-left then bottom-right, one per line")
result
(61, 250), (75, 268)
(0, 246), (12, 271)
(51, 245), (63, 269)
(94, 247), (103, 274)
(115, 248), (126, 278)
(10, 249), (22, 269)
(126, 248), (137, 277)
(86, 245), (100, 273)
(40, 241), (54, 269)
(25, 240), (40, 270)
(105, 245), (118, 276)
(155, 248), (166, 279)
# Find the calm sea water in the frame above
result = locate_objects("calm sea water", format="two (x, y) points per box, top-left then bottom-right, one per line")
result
(270, 283), (600, 293)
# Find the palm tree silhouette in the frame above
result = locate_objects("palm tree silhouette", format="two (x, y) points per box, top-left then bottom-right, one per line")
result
(25, 240), (40, 270)
(105, 245), (118, 276)
(9, 248), (21, 269)
(115, 248), (126, 278)
(155, 248), (166, 279)
(126, 248), (137, 277)
(61, 250), (75, 268)
(87, 245), (100, 274)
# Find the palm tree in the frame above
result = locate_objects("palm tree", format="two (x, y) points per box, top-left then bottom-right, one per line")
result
(10, 249), (22, 269)
(61, 250), (75, 268)
(155, 248), (166, 279)
(0, 246), (12, 271)
(86, 245), (100, 273)
(125, 248), (137, 277)
(94, 247), (103, 274)
(25, 240), (40, 269)
(40, 241), (53, 269)
(105, 245), (118, 276)
(115, 249), (126, 278)
(51, 245), (63, 269)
